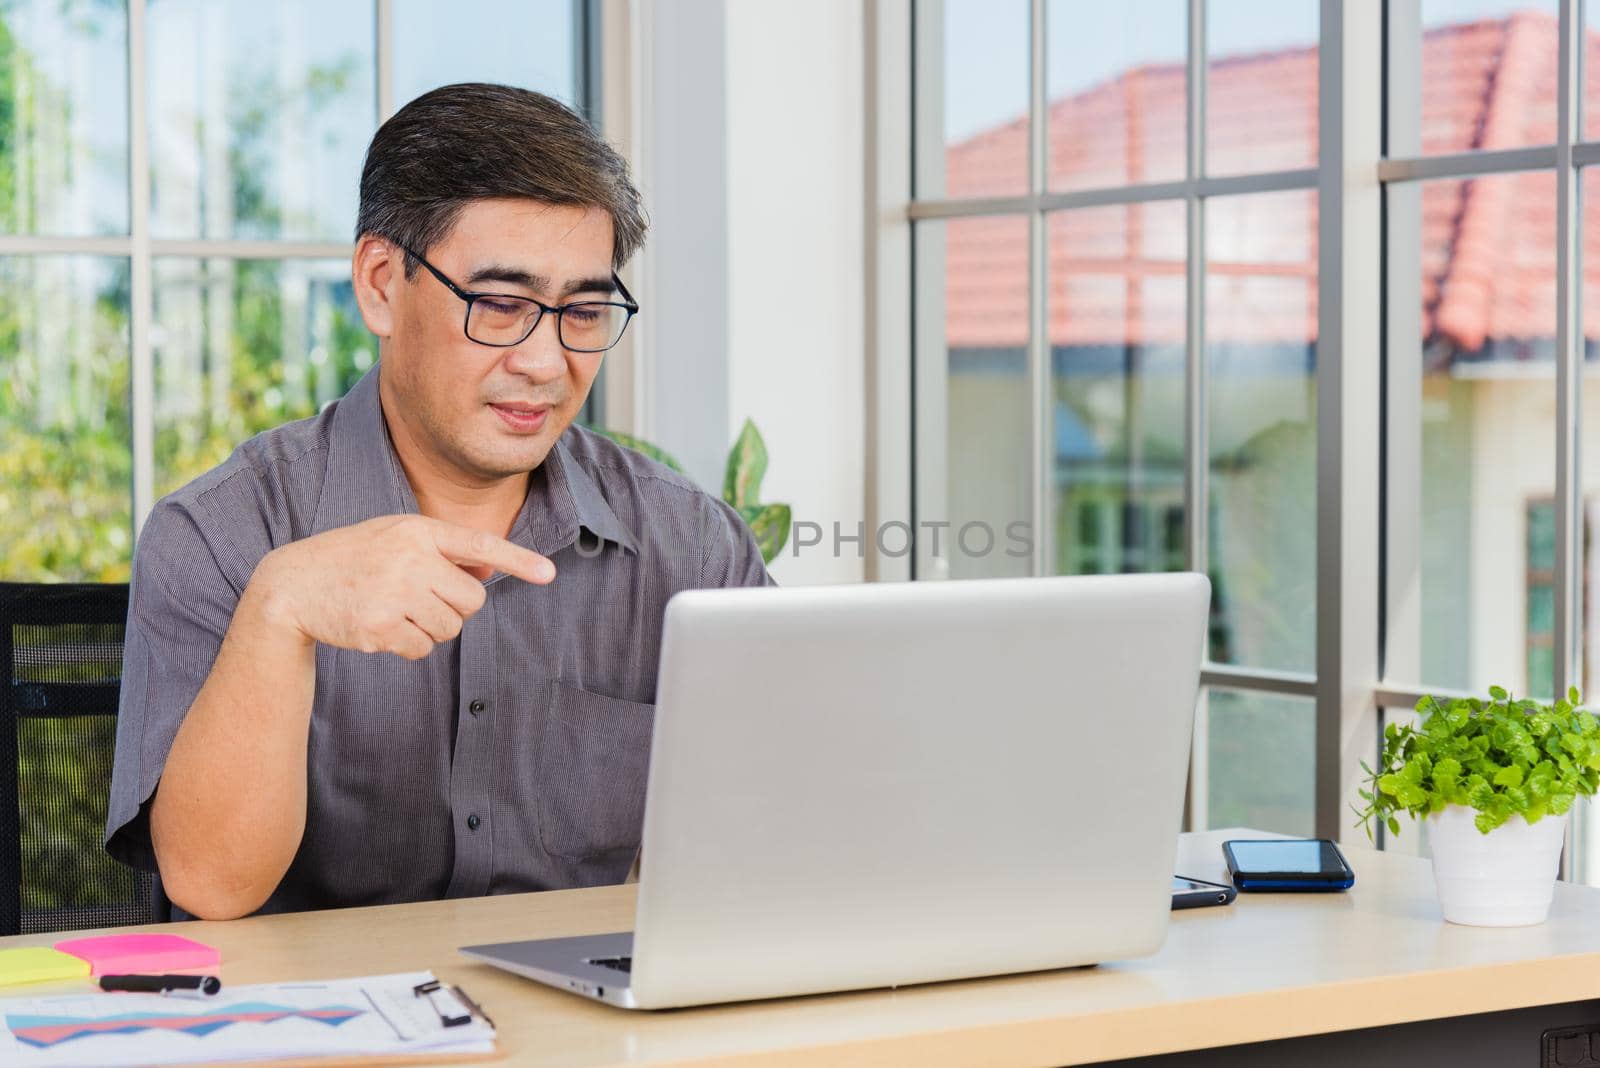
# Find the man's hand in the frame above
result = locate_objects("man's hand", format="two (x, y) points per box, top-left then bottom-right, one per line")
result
(249, 515), (555, 659)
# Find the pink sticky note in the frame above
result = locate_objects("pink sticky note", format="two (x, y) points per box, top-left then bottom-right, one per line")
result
(53, 934), (219, 976)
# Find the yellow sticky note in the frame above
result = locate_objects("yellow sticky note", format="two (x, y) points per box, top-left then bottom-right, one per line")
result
(0, 946), (92, 986)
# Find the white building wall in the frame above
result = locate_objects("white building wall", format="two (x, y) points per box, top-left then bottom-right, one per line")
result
(1449, 373), (1600, 697)
(724, 0), (866, 586)
(623, 0), (867, 586)
(1465, 375), (1553, 696)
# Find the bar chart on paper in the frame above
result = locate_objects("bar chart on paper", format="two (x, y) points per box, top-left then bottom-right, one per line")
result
(0, 971), (496, 1067)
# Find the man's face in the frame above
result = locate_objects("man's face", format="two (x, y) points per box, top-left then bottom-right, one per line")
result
(379, 198), (617, 483)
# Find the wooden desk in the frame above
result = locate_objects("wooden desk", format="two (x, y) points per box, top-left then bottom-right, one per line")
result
(4, 829), (1600, 1066)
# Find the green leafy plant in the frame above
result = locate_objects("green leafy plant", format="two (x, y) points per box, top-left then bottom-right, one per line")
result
(592, 419), (792, 565)
(1355, 686), (1600, 839)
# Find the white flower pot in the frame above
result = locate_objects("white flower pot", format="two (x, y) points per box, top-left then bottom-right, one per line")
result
(1426, 805), (1569, 927)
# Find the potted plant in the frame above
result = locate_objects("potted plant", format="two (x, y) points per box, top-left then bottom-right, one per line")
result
(1355, 686), (1600, 927)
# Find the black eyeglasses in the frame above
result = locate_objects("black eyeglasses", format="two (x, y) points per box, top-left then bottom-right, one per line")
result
(397, 242), (639, 352)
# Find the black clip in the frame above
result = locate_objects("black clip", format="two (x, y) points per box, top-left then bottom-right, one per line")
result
(412, 979), (493, 1029)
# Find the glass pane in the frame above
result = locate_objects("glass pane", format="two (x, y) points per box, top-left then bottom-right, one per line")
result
(1580, 170), (1600, 697)
(147, 0), (375, 242)
(1587, 0), (1600, 141)
(1207, 0), (1318, 176)
(1045, 0), (1186, 192)
(153, 258), (370, 499)
(1203, 688), (1314, 836)
(1207, 190), (1317, 673)
(1049, 201), (1186, 578)
(919, 0), (1029, 200)
(1527, 496), (1556, 569)
(0, 256), (132, 581)
(1526, 500), (1554, 699)
(1526, 577), (1554, 633)
(395, 0), (579, 110)
(1405, 2), (1558, 155)
(0, 0), (129, 236)
(930, 215), (1032, 578)
(1386, 172), (1556, 698)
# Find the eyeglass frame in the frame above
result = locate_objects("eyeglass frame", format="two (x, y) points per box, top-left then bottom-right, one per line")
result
(395, 240), (639, 352)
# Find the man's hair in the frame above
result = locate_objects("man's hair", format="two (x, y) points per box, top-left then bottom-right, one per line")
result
(355, 83), (647, 276)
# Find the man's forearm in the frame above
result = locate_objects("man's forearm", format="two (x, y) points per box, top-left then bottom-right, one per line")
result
(150, 566), (316, 919)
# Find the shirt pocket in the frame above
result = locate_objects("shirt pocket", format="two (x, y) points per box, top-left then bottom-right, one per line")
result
(538, 679), (656, 860)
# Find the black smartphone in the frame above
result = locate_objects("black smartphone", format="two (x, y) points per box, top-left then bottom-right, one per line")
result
(1172, 875), (1238, 909)
(1221, 838), (1355, 891)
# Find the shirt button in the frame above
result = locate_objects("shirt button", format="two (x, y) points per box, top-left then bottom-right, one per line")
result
(467, 814), (481, 831)
(468, 699), (485, 716)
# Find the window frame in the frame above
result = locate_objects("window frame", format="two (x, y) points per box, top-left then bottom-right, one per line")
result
(0, 0), (599, 537)
(1372, 0), (1593, 878)
(889, 0), (1334, 836)
(882, 0), (1600, 876)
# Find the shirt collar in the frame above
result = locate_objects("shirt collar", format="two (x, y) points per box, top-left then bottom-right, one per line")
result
(546, 437), (639, 555)
(309, 363), (413, 537)
(309, 362), (637, 557)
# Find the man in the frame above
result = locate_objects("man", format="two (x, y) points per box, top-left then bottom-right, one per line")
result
(105, 84), (772, 921)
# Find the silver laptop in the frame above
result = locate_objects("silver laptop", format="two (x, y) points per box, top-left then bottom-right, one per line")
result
(461, 572), (1209, 1009)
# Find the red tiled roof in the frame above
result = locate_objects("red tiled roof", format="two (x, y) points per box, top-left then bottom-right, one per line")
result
(944, 13), (1587, 358)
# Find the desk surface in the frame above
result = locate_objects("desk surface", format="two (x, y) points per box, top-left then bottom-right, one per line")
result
(4, 829), (1600, 1066)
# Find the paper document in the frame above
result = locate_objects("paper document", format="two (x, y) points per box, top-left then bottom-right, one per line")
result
(0, 970), (495, 1067)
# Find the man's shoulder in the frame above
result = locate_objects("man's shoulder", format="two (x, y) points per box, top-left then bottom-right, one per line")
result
(558, 425), (753, 577)
(167, 406), (333, 500)
(146, 404), (339, 581)
(560, 424), (718, 511)
(559, 427), (773, 589)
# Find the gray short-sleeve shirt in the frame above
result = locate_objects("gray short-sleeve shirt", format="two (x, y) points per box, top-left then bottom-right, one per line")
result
(105, 363), (773, 916)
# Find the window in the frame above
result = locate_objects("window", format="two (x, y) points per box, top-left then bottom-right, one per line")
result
(910, 0), (1319, 833)
(895, 0), (1600, 880)
(1385, 165), (1558, 698)
(1380, 2), (1600, 881)
(1529, 499), (1559, 698)
(1520, 498), (1594, 749)
(0, 0), (591, 582)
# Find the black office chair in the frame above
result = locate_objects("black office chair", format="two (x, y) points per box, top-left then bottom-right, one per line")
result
(0, 582), (166, 935)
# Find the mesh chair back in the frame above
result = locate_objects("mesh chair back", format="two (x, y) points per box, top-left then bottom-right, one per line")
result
(0, 582), (157, 936)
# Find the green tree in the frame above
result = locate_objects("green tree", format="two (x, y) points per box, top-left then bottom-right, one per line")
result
(1, 5), (366, 919)
(153, 51), (369, 498)
(0, 7), (134, 583)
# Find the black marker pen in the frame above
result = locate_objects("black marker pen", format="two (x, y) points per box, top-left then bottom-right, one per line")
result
(99, 973), (222, 997)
